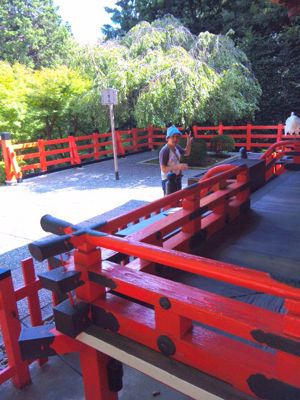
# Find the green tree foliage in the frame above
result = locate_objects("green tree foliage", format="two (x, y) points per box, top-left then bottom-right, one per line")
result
(0, 16), (261, 141)
(0, 0), (74, 68)
(103, 1), (300, 124)
(0, 62), (32, 135)
(123, 17), (261, 127)
(103, 0), (139, 39)
(0, 61), (92, 141)
(25, 67), (92, 139)
(70, 42), (131, 131)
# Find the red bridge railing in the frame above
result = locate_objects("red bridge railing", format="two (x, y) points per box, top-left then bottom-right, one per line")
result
(22, 166), (300, 399)
(260, 139), (300, 181)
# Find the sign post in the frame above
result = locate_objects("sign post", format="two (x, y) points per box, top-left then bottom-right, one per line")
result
(101, 88), (119, 180)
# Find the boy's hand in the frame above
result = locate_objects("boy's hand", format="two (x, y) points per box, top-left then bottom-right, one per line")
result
(179, 163), (188, 171)
(172, 163), (188, 172)
(185, 131), (193, 144)
(185, 131), (194, 146)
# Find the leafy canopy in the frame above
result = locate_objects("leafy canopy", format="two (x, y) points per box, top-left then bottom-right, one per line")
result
(0, 0), (74, 68)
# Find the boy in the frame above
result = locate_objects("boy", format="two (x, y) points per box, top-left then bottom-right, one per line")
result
(159, 125), (193, 195)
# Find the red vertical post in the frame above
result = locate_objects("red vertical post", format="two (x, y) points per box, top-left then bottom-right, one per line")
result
(192, 125), (198, 139)
(73, 240), (104, 303)
(116, 130), (125, 156)
(277, 122), (284, 142)
(182, 191), (201, 235)
(246, 123), (252, 151)
(80, 348), (117, 400)
(69, 135), (80, 165)
(93, 132), (99, 159)
(131, 128), (138, 151)
(73, 238), (118, 399)
(21, 258), (47, 366)
(147, 125), (154, 150)
(1, 132), (11, 182)
(218, 122), (223, 135)
(0, 269), (31, 388)
(38, 138), (47, 172)
(0, 132), (22, 183)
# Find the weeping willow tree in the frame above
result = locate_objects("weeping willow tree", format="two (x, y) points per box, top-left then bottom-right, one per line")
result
(125, 16), (261, 127)
(72, 15), (261, 130)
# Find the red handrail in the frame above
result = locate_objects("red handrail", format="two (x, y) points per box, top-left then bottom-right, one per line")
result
(2, 123), (300, 183)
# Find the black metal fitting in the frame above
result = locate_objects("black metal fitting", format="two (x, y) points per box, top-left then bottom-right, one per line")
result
(88, 271), (117, 289)
(19, 324), (56, 360)
(107, 358), (123, 392)
(91, 304), (120, 332)
(38, 267), (84, 294)
(53, 300), (90, 338)
(248, 374), (300, 399)
(157, 335), (176, 356)
(159, 297), (171, 310)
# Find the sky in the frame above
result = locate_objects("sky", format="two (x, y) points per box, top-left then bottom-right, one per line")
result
(53, 0), (118, 45)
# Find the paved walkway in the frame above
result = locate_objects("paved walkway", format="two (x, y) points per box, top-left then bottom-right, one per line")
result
(0, 151), (168, 255)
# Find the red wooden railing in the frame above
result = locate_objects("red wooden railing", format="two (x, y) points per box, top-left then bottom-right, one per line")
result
(23, 164), (300, 399)
(260, 139), (300, 182)
(0, 259), (45, 388)
(192, 122), (287, 149)
(1, 122), (299, 183)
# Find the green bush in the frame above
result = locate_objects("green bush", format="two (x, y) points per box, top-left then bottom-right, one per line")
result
(0, 162), (5, 185)
(179, 138), (208, 166)
(210, 135), (235, 154)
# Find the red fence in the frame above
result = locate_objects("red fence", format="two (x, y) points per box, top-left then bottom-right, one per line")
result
(0, 259), (45, 388)
(1, 122), (299, 183)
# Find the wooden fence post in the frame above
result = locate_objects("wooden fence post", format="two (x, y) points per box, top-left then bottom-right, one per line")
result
(218, 122), (223, 135)
(246, 123), (252, 151)
(37, 138), (47, 172)
(116, 131), (125, 156)
(131, 128), (138, 152)
(93, 132), (99, 159)
(0, 132), (22, 184)
(0, 269), (31, 388)
(277, 122), (284, 142)
(69, 135), (81, 165)
(147, 125), (154, 149)
(21, 258), (47, 366)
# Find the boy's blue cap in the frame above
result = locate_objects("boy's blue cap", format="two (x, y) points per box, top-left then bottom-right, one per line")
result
(166, 125), (182, 138)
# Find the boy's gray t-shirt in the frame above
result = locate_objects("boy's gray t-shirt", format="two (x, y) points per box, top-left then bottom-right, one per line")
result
(159, 144), (184, 180)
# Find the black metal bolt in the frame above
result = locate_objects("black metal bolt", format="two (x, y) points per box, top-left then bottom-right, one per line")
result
(159, 297), (171, 310)
(157, 335), (176, 356)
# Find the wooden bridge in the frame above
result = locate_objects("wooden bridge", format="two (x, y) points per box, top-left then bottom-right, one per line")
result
(1, 140), (300, 400)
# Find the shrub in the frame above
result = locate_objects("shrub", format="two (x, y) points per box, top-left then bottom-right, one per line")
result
(179, 138), (208, 166)
(0, 161), (5, 185)
(210, 135), (235, 154)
